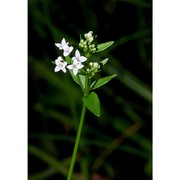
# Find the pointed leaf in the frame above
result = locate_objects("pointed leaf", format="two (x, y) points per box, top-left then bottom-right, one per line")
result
(69, 69), (81, 85)
(91, 74), (117, 90)
(83, 92), (100, 117)
(100, 58), (109, 66)
(78, 74), (86, 89)
(96, 41), (114, 53)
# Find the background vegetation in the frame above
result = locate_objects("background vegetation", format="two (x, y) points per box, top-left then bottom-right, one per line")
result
(28, 0), (152, 179)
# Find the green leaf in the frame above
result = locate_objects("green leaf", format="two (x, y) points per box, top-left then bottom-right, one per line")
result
(96, 41), (114, 53)
(69, 70), (80, 85)
(83, 92), (100, 117)
(78, 74), (86, 89)
(65, 56), (72, 64)
(91, 74), (117, 90)
(100, 58), (109, 66)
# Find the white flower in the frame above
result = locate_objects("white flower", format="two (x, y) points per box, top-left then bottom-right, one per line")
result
(55, 38), (73, 57)
(72, 50), (87, 63)
(55, 38), (69, 50)
(54, 56), (67, 73)
(67, 59), (84, 75)
(63, 45), (73, 57)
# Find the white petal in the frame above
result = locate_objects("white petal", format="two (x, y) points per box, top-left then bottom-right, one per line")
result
(57, 56), (63, 61)
(69, 46), (73, 53)
(63, 51), (69, 57)
(73, 68), (78, 75)
(61, 38), (66, 45)
(67, 64), (73, 69)
(62, 38), (69, 45)
(72, 57), (76, 61)
(63, 61), (67, 66)
(79, 56), (87, 62)
(62, 67), (67, 73)
(77, 64), (84, 69)
(62, 45), (67, 52)
(54, 65), (61, 72)
(55, 43), (63, 50)
(55, 59), (61, 65)
(73, 59), (78, 64)
(75, 50), (80, 58)
(55, 43), (60, 47)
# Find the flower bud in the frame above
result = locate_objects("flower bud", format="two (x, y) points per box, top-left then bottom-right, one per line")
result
(93, 62), (99, 69)
(89, 62), (93, 67)
(88, 36), (94, 43)
(85, 31), (93, 39)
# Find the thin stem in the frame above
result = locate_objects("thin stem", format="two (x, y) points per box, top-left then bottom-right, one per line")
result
(67, 103), (86, 180)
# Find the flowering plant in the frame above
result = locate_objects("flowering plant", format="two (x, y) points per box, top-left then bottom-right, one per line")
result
(52, 31), (116, 179)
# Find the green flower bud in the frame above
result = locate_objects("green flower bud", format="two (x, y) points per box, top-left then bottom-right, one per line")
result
(89, 62), (93, 67)
(83, 41), (87, 45)
(84, 31), (93, 39)
(93, 62), (99, 69)
(88, 36), (94, 43)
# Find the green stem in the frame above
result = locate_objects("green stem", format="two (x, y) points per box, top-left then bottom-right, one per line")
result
(67, 103), (86, 180)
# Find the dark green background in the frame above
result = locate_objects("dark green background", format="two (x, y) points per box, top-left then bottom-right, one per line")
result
(28, 0), (152, 179)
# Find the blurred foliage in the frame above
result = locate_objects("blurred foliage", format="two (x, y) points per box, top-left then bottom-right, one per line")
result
(28, 0), (152, 179)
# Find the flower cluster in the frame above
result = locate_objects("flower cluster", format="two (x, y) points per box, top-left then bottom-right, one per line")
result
(79, 31), (97, 55)
(52, 31), (116, 116)
(86, 62), (100, 78)
(54, 38), (87, 75)
(53, 31), (100, 77)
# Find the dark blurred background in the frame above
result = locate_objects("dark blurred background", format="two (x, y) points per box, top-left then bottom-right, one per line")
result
(28, 0), (152, 179)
